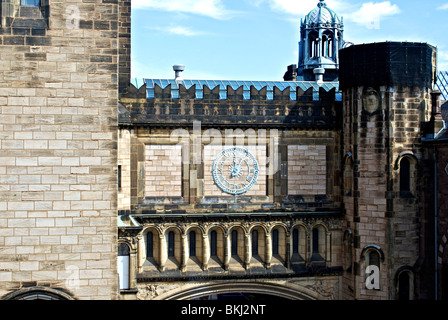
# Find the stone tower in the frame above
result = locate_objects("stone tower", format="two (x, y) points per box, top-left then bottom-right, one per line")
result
(297, 0), (344, 82)
(0, 0), (130, 300)
(339, 42), (438, 300)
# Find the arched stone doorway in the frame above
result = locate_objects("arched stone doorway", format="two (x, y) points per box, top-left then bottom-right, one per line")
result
(161, 282), (318, 301)
(2, 287), (74, 300)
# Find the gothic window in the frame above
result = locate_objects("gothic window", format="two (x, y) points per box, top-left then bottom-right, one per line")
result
(369, 250), (380, 269)
(210, 230), (218, 257)
(312, 228), (319, 254)
(362, 245), (384, 290)
(21, 0), (41, 6)
(118, 243), (130, 290)
(292, 229), (299, 254)
(272, 229), (279, 255)
(189, 231), (196, 257)
(322, 32), (333, 57)
(398, 271), (411, 300)
(168, 231), (175, 257)
(252, 230), (259, 255)
(311, 225), (326, 262)
(231, 230), (238, 256)
(146, 231), (153, 258)
(400, 157), (411, 193)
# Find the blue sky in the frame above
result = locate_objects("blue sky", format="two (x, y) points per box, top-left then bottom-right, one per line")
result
(131, 0), (448, 82)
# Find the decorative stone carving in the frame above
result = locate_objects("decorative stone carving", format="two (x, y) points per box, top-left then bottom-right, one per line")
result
(362, 87), (380, 114)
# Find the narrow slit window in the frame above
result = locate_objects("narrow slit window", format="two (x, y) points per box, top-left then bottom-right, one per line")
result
(189, 231), (196, 257)
(293, 229), (299, 254)
(252, 230), (259, 255)
(210, 231), (217, 256)
(168, 231), (175, 257)
(312, 228), (319, 254)
(272, 229), (279, 255)
(400, 157), (411, 192)
(146, 232), (153, 258)
(231, 230), (238, 256)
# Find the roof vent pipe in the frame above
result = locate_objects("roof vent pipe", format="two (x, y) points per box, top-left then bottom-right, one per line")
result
(173, 65), (185, 81)
(314, 67), (325, 83)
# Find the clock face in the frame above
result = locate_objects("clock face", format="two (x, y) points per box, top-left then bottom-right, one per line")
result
(212, 147), (259, 195)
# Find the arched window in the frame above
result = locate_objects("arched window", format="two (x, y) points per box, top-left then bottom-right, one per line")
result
(398, 271), (410, 300)
(369, 250), (380, 268)
(231, 230), (238, 256)
(189, 231), (196, 257)
(168, 231), (175, 257)
(400, 157), (411, 193)
(272, 229), (279, 255)
(312, 228), (319, 254)
(292, 229), (299, 254)
(118, 243), (130, 290)
(210, 230), (218, 257)
(147, 231), (153, 258)
(252, 230), (259, 255)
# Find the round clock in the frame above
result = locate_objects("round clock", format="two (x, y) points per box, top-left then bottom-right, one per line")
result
(212, 147), (259, 195)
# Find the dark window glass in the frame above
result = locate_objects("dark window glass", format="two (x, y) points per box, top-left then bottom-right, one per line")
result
(189, 231), (196, 257)
(400, 157), (411, 192)
(369, 251), (380, 268)
(168, 231), (175, 257)
(312, 228), (319, 254)
(398, 272), (410, 300)
(118, 243), (130, 256)
(147, 232), (153, 258)
(293, 229), (299, 254)
(21, 0), (40, 6)
(231, 230), (238, 256)
(117, 165), (122, 190)
(252, 230), (258, 255)
(272, 229), (279, 255)
(210, 231), (217, 256)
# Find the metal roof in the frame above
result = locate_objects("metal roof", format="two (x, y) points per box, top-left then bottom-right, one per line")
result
(137, 78), (340, 101)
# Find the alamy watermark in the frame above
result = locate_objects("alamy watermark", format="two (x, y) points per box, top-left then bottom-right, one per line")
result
(169, 121), (281, 174)
(365, 265), (380, 290)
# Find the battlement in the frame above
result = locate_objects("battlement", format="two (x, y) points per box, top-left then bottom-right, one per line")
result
(120, 81), (342, 128)
(129, 78), (341, 101)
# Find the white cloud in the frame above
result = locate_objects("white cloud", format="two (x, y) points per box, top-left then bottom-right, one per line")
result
(437, 4), (448, 10)
(132, 0), (234, 20)
(347, 2), (400, 29)
(248, 0), (345, 16)
(149, 25), (207, 37)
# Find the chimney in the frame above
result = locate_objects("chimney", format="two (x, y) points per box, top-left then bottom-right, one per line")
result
(173, 65), (185, 81)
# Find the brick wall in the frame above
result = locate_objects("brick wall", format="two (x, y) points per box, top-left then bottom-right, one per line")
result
(0, 0), (120, 300)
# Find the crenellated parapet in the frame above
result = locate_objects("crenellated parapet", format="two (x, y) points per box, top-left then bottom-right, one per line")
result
(119, 81), (342, 128)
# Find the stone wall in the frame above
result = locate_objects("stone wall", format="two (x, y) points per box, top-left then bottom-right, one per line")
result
(0, 0), (121, 300)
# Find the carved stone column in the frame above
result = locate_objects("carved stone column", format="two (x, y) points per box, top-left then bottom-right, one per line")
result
(159, 234), (166, 272)
(137, 233), (144, 273)
(181, 233), (188, 272)
(224, 231), (230, 270)
(202, 234), (209, 270)
(244, 233), (251, 269)
(265, 232), (272, 269)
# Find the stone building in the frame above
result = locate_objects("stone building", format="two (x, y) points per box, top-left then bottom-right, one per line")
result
(0, 0), (446, 301)
(0, 0), (128, 300)
(116, 0), (444, 301)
